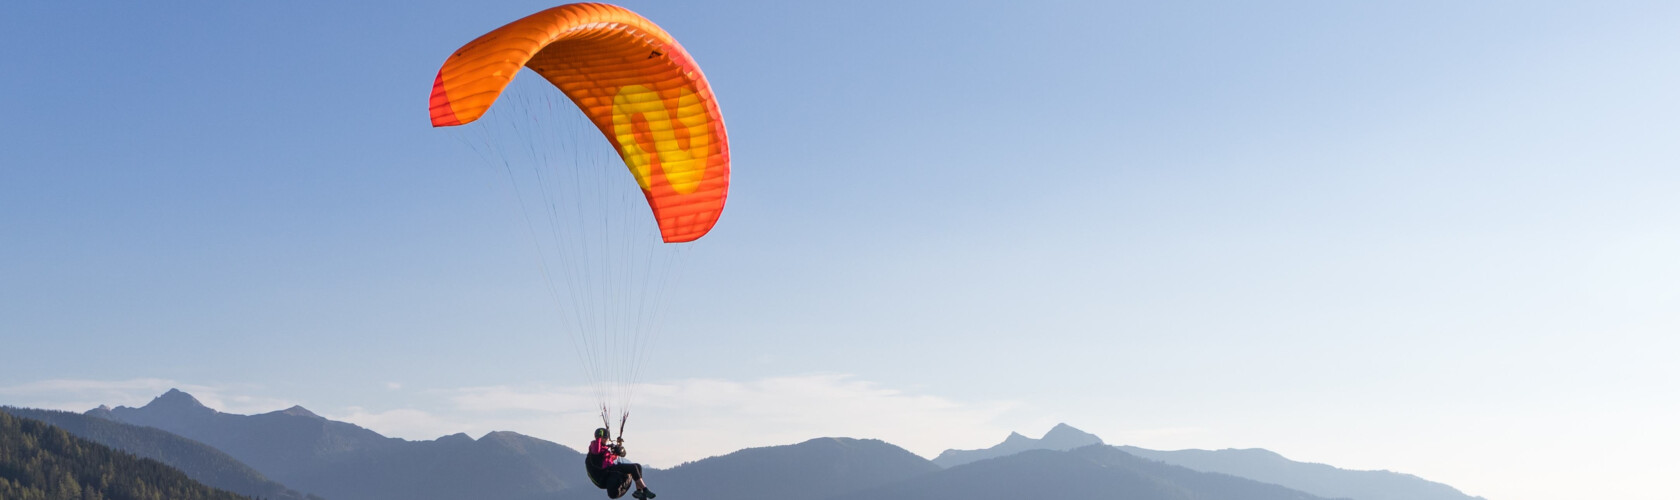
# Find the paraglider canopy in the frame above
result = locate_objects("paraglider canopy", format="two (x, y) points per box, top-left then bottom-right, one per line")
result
(430, 2), (730, 243)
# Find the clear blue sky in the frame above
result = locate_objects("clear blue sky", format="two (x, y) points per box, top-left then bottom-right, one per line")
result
(3, 2), (1678, 499)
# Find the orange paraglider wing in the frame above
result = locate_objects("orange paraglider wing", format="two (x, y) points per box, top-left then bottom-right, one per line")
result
(430, 3), (729, 243)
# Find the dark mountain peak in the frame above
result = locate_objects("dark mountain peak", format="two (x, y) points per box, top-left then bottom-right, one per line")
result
(137, 388), (216, 418)
(791, 437), (919, 456)
(437, 432), (473, 444)
(661, 436), (938, 500)
(686, 436), (927, 469)
(1040, 423), (1103, 448)
(481, 430), (524, 441)
(151, 388), (207, 408)
(480, 431), (539, 449)
(799, 436), (867, 448)
(86, 405), (116, 419)
(987, 432), (1035, 452)
(1043, 423), (1082, 437)
(792, 436), (832, 447)
(1221, 447), (1286, 459)
(277, 405), (321, 419)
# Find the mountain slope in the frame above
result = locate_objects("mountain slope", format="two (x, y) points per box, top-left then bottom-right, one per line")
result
(91, 389), (589, 500)
(932, 423), (1104, 468)
(2, 406), (317, 500)
(1117, 446), (1484, 500)
(657, 437), (939, 500)
(937, 424), (1480, 500)
(0, 411), (249, 500)
(840, 445), (1330, 500)
(94, 389), (397, 478)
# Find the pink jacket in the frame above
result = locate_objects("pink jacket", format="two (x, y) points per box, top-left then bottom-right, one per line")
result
(589, 438), (620, 467)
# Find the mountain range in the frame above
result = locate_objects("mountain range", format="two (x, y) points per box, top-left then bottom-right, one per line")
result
(90, 389), (587, 500)
(937, 423), (1482, 500)
(1, 388), (1486, 500)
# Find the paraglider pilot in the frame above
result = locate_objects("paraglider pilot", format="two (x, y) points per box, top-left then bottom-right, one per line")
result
(586, 428), (656, 499)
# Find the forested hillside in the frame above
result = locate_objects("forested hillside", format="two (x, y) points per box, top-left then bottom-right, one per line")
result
(0, 411), (247, 500)
(2, 407), (317, 500)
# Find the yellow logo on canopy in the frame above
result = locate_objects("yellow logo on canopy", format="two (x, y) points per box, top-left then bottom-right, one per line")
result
(612, 85), (711, 194)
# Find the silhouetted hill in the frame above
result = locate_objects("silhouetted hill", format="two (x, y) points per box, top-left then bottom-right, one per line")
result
(91, 389), (590, 500)
(90, 391), (948, 500)
(1, 406), (318, 500)
(657, 437), (939, 500)
(936, 425), (1479, 500)
(98, 389), (395, 477)
(932, 423), (1104, 468)
(1117, 446), (1485, 500)
(841, 445), (1331, 500)
(0, 411), (249, 500)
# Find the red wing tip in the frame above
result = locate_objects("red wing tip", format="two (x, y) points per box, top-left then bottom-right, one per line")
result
(430, 112), (463, 127)
(429, 71), (463, 127)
